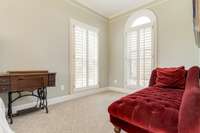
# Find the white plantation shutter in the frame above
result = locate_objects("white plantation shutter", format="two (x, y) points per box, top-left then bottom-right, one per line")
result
(127, 31), (138, 87)
(74, 25), (87, 89)
(88, 31), (98, 86)
(72, 21), (99, 91)
(126, 26), (154, 88)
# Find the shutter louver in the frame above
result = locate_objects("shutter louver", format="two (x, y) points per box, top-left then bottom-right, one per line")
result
(126, 26), (153, 88)
(74, 26), (87, 89)
(88, 31), (98, 86)
(127, 31), (138, 87)
(139, 27), (152, 87)
(72, 24), (99, 90)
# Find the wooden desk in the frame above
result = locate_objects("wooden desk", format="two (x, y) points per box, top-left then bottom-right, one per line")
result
(0, 71), (56, 124)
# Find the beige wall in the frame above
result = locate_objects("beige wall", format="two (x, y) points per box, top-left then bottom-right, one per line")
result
(0, 0), (109, 105)
(0, 0), (199, 105)
(108, 0), (199, 88)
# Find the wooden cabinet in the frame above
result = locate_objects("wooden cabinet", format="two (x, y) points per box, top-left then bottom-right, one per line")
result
(10, 75), (49, 92)
(0, 71), (56, 92)
(0, 71), (56, 124)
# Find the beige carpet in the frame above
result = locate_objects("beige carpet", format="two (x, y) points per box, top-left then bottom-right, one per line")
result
(11, 91), (125, 133)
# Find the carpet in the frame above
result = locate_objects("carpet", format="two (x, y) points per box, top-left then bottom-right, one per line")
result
(11, 91), (125, 133)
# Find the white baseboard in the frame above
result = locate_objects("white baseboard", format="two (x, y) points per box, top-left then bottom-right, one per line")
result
(11, 87), (108, 113)
(108, 87), (143, 94)
(10, 87), (139, 113)
(108, 87), (133, 94)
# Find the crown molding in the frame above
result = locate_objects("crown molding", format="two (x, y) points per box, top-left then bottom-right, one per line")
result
(65, 0), (168, 23)
(65, 0), (108, 22)
(108, 0), (155, 19)
(109, 0), (169, 23)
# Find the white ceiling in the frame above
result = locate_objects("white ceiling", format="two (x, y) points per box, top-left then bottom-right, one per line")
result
(71, 0), (155, 19)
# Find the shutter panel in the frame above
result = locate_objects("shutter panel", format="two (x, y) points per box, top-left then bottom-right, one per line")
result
(139, 27), (152, 87)
(72, 24), (99, 90)
(88, 31), (98, 86)
(127, 31), (138, 87)
(74, 25), (87, 89)
(126, 26), (153, 88)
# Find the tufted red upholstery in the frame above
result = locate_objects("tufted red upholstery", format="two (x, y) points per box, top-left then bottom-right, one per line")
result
(108, 66), (200, 133)
(109, 87), (184, 133)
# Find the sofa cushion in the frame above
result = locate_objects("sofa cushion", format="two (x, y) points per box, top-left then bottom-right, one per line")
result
(108, 87), (184, 133)
(154, 66), (186, 89)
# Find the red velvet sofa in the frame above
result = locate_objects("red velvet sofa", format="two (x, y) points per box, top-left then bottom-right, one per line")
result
(108, 66), (200, 133)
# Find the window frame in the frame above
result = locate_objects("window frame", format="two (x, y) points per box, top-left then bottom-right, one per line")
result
(69, 19), (100, 93)
(131, 16), (152, 28)
(124, 9), (157, 89)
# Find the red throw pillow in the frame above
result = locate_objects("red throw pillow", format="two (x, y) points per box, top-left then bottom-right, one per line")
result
(154, 66), (186, 89)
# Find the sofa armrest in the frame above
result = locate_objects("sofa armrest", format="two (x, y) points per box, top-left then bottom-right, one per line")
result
(185, 66), (200, 90)
(178, 66), (200, 133)
(149, 69), (157, 87)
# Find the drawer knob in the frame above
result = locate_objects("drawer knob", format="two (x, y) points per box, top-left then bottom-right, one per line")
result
(0, 79), (8, 83)
(2, 88), (7, 91)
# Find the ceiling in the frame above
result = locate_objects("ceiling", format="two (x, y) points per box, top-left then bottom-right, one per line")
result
(70, 0), (155, 19)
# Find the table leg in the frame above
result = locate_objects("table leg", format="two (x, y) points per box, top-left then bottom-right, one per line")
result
(37, 88), (42, 108)
(8, 92), (13, 124)
(114, 127), (121, 133)
(44, 87), (48, 113)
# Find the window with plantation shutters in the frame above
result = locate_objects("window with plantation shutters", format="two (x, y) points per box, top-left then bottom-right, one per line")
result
(70, 20), (99, 91)
(125, 13), (156, 89)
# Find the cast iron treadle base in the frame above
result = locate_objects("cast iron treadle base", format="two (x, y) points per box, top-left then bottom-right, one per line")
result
(15, 107), (41, 116)
(8, 87), (48, 124)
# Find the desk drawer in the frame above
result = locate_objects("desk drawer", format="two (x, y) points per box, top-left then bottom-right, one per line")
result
(11, 75), (48, 91)
(0, 85), (9, 93)
(0, 77), (10, 85)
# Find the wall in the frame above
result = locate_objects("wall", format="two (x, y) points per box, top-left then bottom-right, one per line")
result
(0, 0), (109, 105)
(108, 0), (199, 88)
(0, 0), (199, 105)
(198, 41), (200, 65)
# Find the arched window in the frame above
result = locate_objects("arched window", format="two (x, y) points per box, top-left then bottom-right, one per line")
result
(132, 16), (151, 27)
(124, 9), (157, 89)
